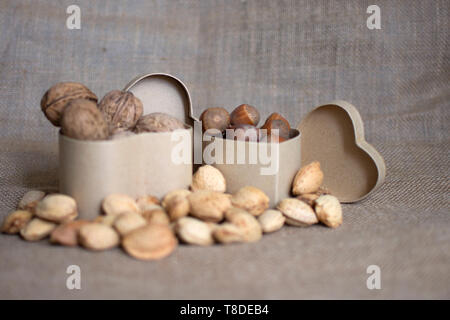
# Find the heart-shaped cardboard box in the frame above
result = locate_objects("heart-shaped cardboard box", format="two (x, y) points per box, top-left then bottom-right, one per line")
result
(59, 74), (196, 218)
(203, 100), (385, 206)
(298, 100), (386, 202)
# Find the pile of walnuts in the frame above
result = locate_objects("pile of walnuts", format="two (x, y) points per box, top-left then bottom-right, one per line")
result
(40, 82), (185, 140)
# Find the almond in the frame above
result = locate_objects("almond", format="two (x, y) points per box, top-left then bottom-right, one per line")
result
(225, 207), (262, 242)
(102, 194), (139, 216)
(175, 217), (214, 246)
(314, 195), (343, 228)
(18, 190), (45, 213)
(50, 220), (90, 246)
(258, 209), (285, 233)
(165, 195), (190, 221)
(277, 198), (318, 227)
(113, 212), (147, 236)
(1, 210), (33, 234)
(213, 223), (244, 244)
(78, 223), (120, 250)
(122, 224), (177, 260)
(188, 190), (231, 222)
(231, 186), (269, 216)
(292, 161), (324, 195)
(161, 189), (191, 208)
(20, 218), (57, 241)
(35, 194), (77, 223)
(191, 165), (226, 192)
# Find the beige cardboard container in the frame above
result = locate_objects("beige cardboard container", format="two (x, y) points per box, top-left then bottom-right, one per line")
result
(59, 73), (194, 218)
(298, 100), (386, 203)
(201, 100), (385, 206)
(202, 130), (301, 208)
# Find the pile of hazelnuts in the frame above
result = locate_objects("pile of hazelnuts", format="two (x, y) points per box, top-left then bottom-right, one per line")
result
(200, 105), (292, 143)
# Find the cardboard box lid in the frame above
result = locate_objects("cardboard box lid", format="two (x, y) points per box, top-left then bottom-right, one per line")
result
(297, 100), (386, 203)
(124, 73), (195, 127)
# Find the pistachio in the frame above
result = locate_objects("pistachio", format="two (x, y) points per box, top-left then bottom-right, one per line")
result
(191, 165), (226, 193)
(35, 194), (77, 223)
(113, 212), (147, 236)
(258, 209), (285, 233)
(50, 220), (90, 246)
(175, 217), (214, 246)
(277, 198), (318, 227)
(231, 186), (269, 216)
(102, 194), (139, 216)
(78, 223), (120, 250)
(213, 223), (244, 244)
(188, 190), (231, 223)
(20, 218), (57, 241)
(122, 224), (177, 260)
(225, 207), (262, 242)
(1, 210), (34, 234)
(17, 190), (46, 213)
(292, 161), (324, 195)
(314, 195), (343, 228)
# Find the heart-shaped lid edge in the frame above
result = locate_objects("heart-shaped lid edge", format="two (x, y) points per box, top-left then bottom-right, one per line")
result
(124, 73), (197, 127)
(297, 100), (386, 203)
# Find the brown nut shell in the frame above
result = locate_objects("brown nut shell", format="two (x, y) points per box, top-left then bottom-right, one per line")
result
(230, 104), (260, 126)
(260, 118), (290, 140)
(200, 107), (230, 133)
(61, 99), (109, 140)
(135, 113), (185, 133)
(41, 82), (98, 127)
(98, 90), (143, 131)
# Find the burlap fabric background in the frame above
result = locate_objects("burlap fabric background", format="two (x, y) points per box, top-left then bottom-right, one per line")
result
(0, 0), (448, 299)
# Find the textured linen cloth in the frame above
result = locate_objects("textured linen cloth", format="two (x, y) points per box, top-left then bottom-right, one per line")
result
(0, 0), (448, 299)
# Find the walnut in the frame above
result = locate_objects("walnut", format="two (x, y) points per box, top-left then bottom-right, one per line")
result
(98, 90), (143, 132)
(61, 99), (109, 140)
(41, 82), (97, 127)
(135, 113), (186, 133)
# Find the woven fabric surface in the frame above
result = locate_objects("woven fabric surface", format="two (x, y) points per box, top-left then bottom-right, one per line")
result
(0, 0), (448, 299)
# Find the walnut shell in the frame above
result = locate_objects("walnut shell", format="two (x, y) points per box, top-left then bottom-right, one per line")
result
(98, 90), (143, 131)
(135, 113), (186, 133)
(61, 99), (109, 140)
(41, 82), (97, 127)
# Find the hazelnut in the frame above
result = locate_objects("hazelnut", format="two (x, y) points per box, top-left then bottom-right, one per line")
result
(200, 107), (230, 133)
(262, 113), (290, 131)
(135, 112), (185, 133)
(98, 90), (143, 132)
(231, 186), (269, 216)
(292, 161), (324, 195)
(61, 99), (109, 140)
(260, 118), (290, 140)
(224, 124), (259, 142)
(230, 104), (260, 126)
(41, 82), (97, 127)
(191, 165), (226, 193)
